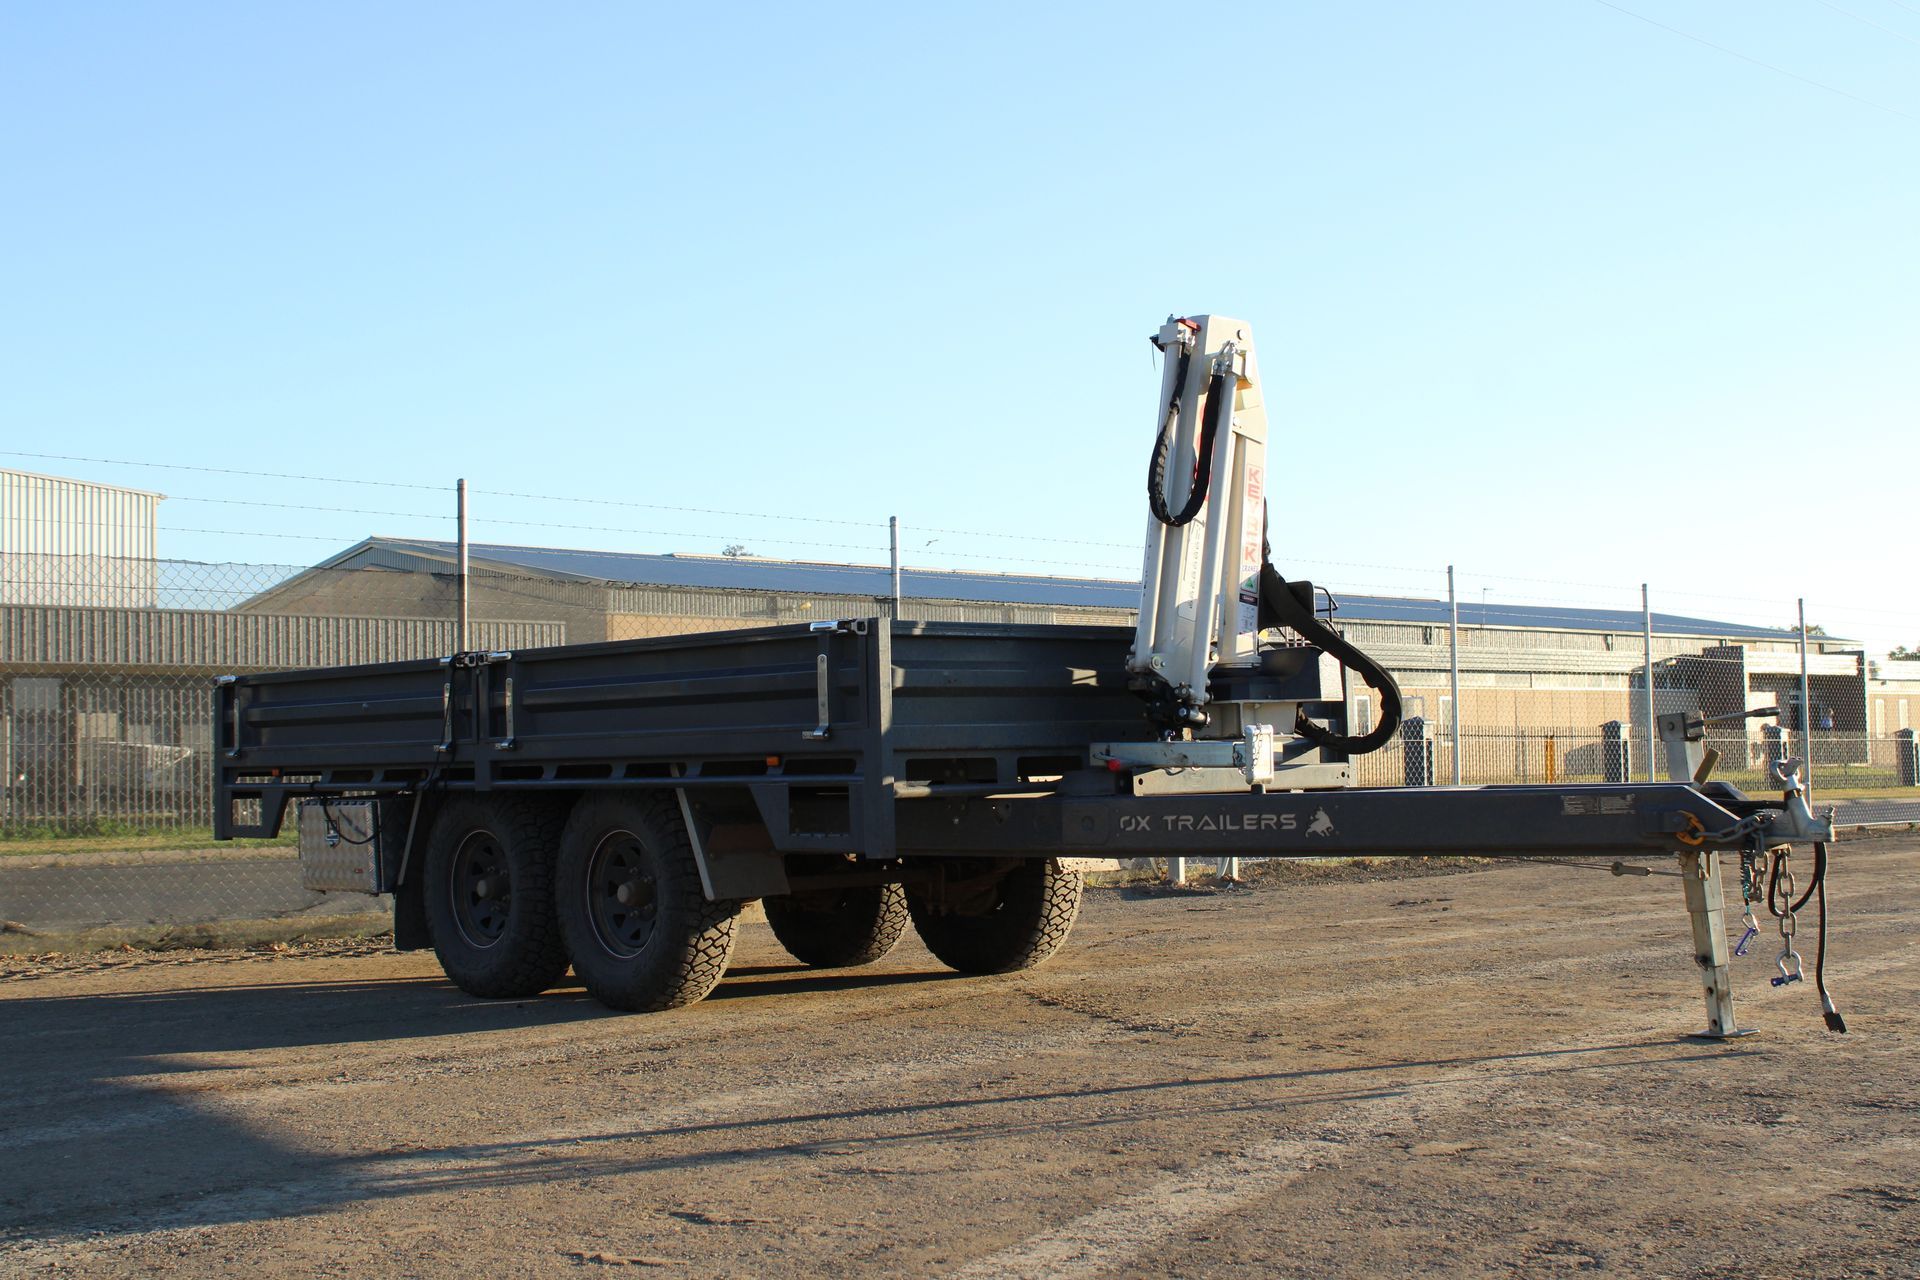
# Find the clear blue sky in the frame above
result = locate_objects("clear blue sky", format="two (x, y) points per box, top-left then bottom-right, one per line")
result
(3, 2), (1914, 646)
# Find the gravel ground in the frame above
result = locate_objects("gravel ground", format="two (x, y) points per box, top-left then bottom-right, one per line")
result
(3, 838), (1916, 1279)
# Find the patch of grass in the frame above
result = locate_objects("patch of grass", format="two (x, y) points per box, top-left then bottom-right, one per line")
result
(0, 823), (295, 857)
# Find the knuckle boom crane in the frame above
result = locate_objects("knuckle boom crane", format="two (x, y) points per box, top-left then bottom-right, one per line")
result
(1106, 314), (1840, 1038)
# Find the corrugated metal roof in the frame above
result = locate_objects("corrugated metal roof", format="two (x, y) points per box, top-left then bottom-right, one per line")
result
(308, 538), (1138, 608)
(0, 604), (565, 671)
(328, 537), (1809, 644)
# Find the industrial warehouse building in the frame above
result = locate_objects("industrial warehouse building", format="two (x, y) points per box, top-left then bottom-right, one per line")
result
(245, 536), (1894, 759)
(3, 469), (1916, 827)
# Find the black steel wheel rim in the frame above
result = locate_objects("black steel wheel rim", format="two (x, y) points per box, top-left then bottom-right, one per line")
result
(450, 830), (511, 949)
(587, 830), (657, 958)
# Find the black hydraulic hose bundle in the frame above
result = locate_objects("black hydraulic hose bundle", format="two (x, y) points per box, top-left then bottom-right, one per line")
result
(1255, 564), (1405, 757)
(1146, 349), (1226, 527)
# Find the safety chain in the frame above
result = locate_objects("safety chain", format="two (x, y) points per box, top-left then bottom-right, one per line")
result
(1735, 844), (1763, 958)
(1773, 850), (1805, 988)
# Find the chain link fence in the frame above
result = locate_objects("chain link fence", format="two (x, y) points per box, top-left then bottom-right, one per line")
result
(4, 551), (1917, 949)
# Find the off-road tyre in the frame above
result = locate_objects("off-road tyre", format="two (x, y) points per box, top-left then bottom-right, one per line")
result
(765, 883), (911, 968)
(555, 793), (742, 1012)
(908, 859), (1083, 975)
(422, 796), (570, 999)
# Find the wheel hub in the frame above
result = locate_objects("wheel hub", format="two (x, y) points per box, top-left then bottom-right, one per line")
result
(586, 831), (659, 958)
(449, 831), (512, 949)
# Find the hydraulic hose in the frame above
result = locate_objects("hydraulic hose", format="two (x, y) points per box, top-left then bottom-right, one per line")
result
(1256, 563), (1405, 756)
(1766, 844), (1820, 917)
(1814, 843), (1845, 1032)
(1147, 354), (1227, 527)
(1766, 841), (1846, 1033)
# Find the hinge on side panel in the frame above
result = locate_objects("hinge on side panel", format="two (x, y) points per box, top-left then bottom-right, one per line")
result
(436, 681), (453, 754)
(803, 652), (832, 740)
(495, 676), (517, 751)
(799, 620), (867, 740)
(444, 650), (513, 669)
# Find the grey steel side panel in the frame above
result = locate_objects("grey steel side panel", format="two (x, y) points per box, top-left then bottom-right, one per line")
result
(885, 622), (1144, 762)
(213, 620), (1152, 858)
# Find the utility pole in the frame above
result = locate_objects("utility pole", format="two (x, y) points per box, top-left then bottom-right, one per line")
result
(889, 516), (902, 617)
(457, 479), (470, 653)
(1799, 597), (1814, 799)
(1642, 583), (1655, 784)
(1448, 565), (1461, 785)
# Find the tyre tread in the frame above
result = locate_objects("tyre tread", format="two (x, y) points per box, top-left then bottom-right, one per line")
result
(909, 860), (1082, 975)
(558, 793), (741, 1012)
(765, 883), (910, 968)
(422, 796), (570, 999)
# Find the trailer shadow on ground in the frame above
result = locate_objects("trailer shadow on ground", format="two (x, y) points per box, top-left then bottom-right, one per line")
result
(711, 964), (968, 1001)
(3, 963), (967, 1067)
(5, 948), (1759, 1250)
(2, 959), (988, 1247)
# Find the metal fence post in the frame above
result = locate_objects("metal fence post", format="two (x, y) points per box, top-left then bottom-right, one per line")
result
(1898, 728), (1919, 788)
(889, 515), (902, 619)
(1448, 565), (1461, 784)
(1601, 719), (1631, 784)
(1641, 583), (1655, 784)
(456, 478), (470, 653)
(1401, 715), (1433, 787)
(1798, 597), (1813, 797)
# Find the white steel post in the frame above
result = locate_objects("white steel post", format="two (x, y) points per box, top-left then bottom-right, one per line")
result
(1131, 321), (1196, 674)
(456, 478), (470, 654)
(889, 516), (902, 618)
(1799, 598), (1814, 798)
(1642, 583), (1656, 784)
(1448, 565), (1462, 785)
(1169, 856), (1186, 887)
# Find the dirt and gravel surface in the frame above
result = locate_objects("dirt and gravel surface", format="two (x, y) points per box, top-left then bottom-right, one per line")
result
(4, 839), (1916, 1279)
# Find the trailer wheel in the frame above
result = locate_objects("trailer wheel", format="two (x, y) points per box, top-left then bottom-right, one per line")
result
(765, 883), (910, 968)
(422, 796), (570, 999)
(908, 859), (1083, 975)
(556, 794), (742, 1012)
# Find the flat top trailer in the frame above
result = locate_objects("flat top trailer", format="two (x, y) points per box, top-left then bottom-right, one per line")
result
(214, 614), (1838, 1034)
(213, 315), (1844, 1036)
